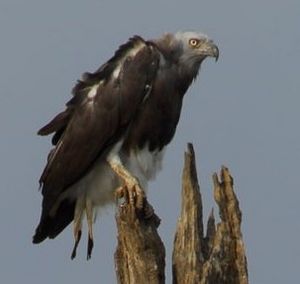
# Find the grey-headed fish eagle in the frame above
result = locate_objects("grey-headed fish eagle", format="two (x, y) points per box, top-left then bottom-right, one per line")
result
(33, 31), (219, 259)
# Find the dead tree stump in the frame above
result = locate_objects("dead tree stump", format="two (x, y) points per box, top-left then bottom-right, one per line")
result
(115, 143), (248, 284)
(114, 201), (165, 284)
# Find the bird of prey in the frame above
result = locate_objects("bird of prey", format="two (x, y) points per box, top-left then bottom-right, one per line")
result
(33, 31), (219, 259)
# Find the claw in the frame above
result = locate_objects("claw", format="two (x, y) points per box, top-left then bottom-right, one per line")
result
(86, 198), (94, 260)
(115, 186), (125, 200)
(71, 229), (82, 260)
(108, 155), (146, 209)
(87, 236), (94, 260)
(115, 184), (145, 209)
(133, 184), (145, 209)
(71, 196), (85, 260)
(71, 195), (95, 260)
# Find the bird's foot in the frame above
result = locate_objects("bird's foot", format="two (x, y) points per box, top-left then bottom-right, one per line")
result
(115, 179), (145, 210)
(115, 184), (155, 220)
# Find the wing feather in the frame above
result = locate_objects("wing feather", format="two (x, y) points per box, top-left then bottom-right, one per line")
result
(34, 36), (160, 240)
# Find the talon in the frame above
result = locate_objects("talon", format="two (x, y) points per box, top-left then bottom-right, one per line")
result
(86, 198), (94, 260)
(125, 177), (145, 208)
(108, 156), (146, 209)
(115, 186), (125, 200)
(115, 186), (125, 208)
(134, 184), (145, 209)
(71, 230), (81, 260)
(128, 185), (135, 205)
(72, 196), (85, 259)
(115, 184), (145, 209)
(87, 236), (94, 260)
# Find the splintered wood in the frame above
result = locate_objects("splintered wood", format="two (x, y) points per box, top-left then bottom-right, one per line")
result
(114, 143), (248, 284)
(173, 144), (248, 284)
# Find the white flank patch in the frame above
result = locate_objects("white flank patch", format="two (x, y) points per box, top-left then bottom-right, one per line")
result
(63, 141), (166, 212)
(106, 140), (124, 162)
(87, 84), (99, 99)
(71, 158), (119, 208)
(67, 140), (125, 208)
(112, 41), (145, 79)
(125, 146), (166, 188)
(127, 41), (145, 57)
(112, 64), (122, 79)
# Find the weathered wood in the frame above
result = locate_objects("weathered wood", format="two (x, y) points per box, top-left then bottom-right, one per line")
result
(114, 143), (248, 284)
(172, 143), (248, 284)
(114, 200), (165, 284)
(172, 143), (205, 284)
(202, 167), (248, 284)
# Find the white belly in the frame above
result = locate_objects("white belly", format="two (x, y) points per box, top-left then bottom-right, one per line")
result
(123, 146), (165, 188)
(68, 146), (166, 208)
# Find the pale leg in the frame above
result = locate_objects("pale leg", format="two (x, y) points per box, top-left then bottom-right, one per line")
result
(85, 197), (94, 260)
(71, 195), (85, 259)
(108, 155), (145, 208)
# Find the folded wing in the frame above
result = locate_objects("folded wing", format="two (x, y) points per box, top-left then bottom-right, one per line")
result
(33, 36), (160, 242)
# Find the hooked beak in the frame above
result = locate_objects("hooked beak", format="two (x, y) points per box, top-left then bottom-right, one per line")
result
(199, 40), (219, 62)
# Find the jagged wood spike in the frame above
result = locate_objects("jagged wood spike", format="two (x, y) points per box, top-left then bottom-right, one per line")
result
(172, 144), (248, 284)
(172, 143), (204, 284)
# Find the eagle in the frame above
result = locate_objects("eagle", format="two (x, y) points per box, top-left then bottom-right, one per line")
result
(33, 31), (219, 259)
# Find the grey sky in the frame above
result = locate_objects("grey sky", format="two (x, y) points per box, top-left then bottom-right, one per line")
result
(1, 0), (299, 283)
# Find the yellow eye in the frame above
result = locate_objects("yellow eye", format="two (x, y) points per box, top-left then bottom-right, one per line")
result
(189, 38), (199, 47)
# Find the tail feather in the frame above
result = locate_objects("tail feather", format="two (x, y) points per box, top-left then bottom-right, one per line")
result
(33, 199), (75, 243)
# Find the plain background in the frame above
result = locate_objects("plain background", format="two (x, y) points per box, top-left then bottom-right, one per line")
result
(1, 0), (299, 283)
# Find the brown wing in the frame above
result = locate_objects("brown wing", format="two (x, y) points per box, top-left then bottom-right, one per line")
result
(33, 37), (160, 242)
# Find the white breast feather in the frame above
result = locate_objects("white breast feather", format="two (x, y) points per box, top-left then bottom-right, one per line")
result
(67, 143), (165, 210)
(124, 146), (166, 189)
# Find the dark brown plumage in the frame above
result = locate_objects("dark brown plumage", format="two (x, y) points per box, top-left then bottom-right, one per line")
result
(33, 31), (218, 258)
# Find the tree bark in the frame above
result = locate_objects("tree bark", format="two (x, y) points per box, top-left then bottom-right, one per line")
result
(172, 143), (248, 284)
(114, 143), (248, 284)
(114, 201), (165, 284)
(172, 143), (205, 283)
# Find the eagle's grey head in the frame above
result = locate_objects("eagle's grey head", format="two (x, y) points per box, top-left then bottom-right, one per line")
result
(173, 31), (219, 75)
(155, 31), (219, 79)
